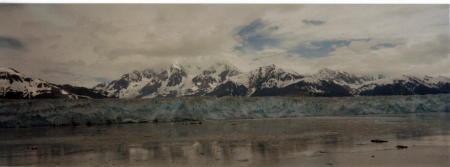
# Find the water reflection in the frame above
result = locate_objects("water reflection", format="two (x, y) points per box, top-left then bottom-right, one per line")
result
(1, 113), (449, 167)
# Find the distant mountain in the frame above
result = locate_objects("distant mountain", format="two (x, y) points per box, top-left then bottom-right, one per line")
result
(357, 75), (450, 96)
(0, 67), (106, 99)
(93, 63), (242, 98)
(2, 65), (449, 99)
(94, 63), (450, 98)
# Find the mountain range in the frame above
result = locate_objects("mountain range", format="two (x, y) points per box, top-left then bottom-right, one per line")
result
(1, 64), (450, 99)
(93, 63), (450, 98)
(0, 67), (106, 99)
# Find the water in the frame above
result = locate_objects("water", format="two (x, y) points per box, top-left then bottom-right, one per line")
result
(1, 113), (449, 167)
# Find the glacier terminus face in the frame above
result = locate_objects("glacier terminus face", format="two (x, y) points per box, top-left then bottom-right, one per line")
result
(1, 94), (449, 128)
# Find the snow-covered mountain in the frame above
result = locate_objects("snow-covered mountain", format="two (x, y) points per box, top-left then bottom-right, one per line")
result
(94, 63), (450, 98)
(357, 75), (450, 96)
(94, 63), (242, 98)
(4, 64), (448, 100)
(0, 67), (106, 99)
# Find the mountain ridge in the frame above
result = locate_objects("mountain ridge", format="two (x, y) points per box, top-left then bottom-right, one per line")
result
(93, 63), (450, 98)
(0, 67), (106, 99)
(2, 65), (450, 99)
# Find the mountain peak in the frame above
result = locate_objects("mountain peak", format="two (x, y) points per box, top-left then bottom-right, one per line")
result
(71, 64), (450, 99)
(314, 68), (378, 85)
(253, 64), (281, 74)
(317, 68), (346, 75)
(169, 63), (182, 70)
(0, 67), (22, 76)
(1, 67), (105, 99)
(260, 64), (277, 70)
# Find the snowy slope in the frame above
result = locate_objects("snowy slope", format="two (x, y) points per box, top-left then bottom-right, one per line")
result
(0, 67), (105, 99)
(95, 63), (450, 98)
(356, 75), (450, 96)
(2, 64), (450, 99)
(94, 63), (242, 98)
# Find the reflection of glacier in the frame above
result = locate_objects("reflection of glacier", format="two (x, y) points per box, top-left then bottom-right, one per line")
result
(1, 94), (450, 127)
(1, 114), (449, 167)
(0, 135), (351, 167)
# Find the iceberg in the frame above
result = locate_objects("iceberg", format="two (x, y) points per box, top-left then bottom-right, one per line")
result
(1, 94), (449, 128)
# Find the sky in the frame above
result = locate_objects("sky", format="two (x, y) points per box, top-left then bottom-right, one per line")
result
(0, 4), (449, 87)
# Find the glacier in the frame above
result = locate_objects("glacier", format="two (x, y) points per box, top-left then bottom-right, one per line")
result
(1, 94), (450, 128)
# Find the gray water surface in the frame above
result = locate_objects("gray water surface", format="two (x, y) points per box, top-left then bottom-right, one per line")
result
(1, 113), (449, 167)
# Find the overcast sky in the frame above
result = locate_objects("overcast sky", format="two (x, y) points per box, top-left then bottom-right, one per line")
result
(0, 4), (449, 87)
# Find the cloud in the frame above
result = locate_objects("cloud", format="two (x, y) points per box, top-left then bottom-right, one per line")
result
(371, 43), (397, 50)
(234, 19), (280, 51)
(0, 36), (24, 49)
(41, 68), (73, 76)
(0, 4), (23, 11)
(401, 34), (449, 64)
(0, 5), (448, 87)
(41, 67), (109, 86)
(93, 77), (108, 83)
(302, 19), (325, 25)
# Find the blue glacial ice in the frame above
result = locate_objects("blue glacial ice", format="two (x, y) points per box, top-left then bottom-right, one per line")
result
(1, 94), (450, 127)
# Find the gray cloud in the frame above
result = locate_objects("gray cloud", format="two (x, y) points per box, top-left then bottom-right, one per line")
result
(402, 34), (449, 64)
(0, 4), (24, 11)
(302, 19), (325, 25)
(41, 68), (74, 76)
(0, 36), (24, 50)
(41, 67), (109, 86)
(0, 5), (448, 87)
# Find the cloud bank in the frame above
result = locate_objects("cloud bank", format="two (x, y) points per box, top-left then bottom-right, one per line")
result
(0, 4), (448, 87)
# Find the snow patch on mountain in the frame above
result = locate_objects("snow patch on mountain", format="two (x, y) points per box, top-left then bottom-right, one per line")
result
(94, 63), (450, 98)
(1, 68), (104, 99)
(95, 63), (243, 98)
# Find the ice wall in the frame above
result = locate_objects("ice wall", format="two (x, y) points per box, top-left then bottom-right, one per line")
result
(1, 94), (449, 128)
